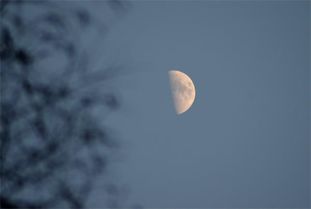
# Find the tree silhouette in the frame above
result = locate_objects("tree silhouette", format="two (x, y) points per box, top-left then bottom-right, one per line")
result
(0, 1), (128, 208)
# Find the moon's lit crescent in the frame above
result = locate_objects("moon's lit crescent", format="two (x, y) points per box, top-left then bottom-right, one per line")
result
(169, 70), (196, 114)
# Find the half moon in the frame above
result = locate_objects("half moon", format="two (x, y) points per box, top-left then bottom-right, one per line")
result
(169, 70), (196, 114)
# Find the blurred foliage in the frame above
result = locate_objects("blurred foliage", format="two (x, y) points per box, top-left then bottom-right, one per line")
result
(0, 0), (130, 208)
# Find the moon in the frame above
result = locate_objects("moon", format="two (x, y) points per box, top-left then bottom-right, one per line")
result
(169, 70), (196, 114)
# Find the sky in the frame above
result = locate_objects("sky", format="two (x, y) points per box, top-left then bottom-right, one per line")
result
(88, 1), (310, 208)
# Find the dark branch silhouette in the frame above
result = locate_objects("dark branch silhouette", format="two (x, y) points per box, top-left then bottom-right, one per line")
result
(0, 1), (130, 208)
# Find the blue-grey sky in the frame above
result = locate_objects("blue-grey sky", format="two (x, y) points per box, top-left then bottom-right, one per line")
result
(89, 1), (310, 208)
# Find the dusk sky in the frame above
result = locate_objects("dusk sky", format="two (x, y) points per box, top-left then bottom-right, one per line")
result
(87, 1), (310, 208)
